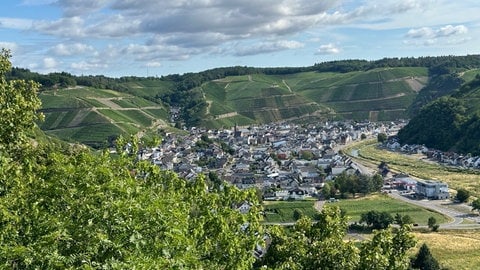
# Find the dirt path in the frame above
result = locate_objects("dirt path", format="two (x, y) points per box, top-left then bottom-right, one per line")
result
(405, 77), (427, 92)
(69, 108), (92, 127)
(314, 200), (325, 212)
(282, 80), (292, 93)
(97, 98), (123, 110)
(215, 112), (239, 119)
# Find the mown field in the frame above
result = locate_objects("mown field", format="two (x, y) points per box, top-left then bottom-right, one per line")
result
(263, 201), (317, 223)
(413, 230), (480, 270)
(326, 194), (449, 225)
(262, 194), (448, 225)
(344, 139), (480, 197)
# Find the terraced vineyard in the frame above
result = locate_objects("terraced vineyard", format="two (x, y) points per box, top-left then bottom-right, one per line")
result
(199, 67), (428, 127)
(37, 66), (431, 145)
(39, 86), (169, 147)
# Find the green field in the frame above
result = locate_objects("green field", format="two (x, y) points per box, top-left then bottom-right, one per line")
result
(263, 201), (318, 223)
(262, 194), (448, 225)
(200, 66), (428, 127)
(326, 194), (449, 225)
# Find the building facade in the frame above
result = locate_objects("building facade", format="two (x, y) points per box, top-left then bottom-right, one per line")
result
(416, 180), (449, 199)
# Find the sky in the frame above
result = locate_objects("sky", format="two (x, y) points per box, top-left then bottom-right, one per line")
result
(0, 0), (479, 77)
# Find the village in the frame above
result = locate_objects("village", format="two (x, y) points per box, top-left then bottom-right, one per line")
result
(134, 120), (465, 201)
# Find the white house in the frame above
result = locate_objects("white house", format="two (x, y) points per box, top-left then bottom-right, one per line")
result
(416, 180), (449, 199)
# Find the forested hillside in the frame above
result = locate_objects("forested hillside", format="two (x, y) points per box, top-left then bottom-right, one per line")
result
(7, 54), (480, 147)
(398, 74), (480, 155)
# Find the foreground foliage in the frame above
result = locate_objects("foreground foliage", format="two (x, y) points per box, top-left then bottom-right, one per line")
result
(260, 208), (415, 269)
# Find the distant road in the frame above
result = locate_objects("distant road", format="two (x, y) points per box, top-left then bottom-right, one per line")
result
(388, 191), (480, 229)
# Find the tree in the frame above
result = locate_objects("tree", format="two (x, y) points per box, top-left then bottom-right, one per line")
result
(377, 133), (388, 143)
(411, 243), (440, 270)
(471, 198), (480, 213)
(261, 207), (415, 269)
(321, 181), (333, 199)
(0, 49), (43, 153)
(395, 213), (414, 226)
(427, 216), (439, 232)
(360, 211), (394, 230)
(455, 188), (470, 203)
(293, 209), (304, 221)
(371, 174), (384, 192)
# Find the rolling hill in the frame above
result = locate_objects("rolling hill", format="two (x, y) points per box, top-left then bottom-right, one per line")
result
(199, 67), (427, 127)
(25, 55), (480, 147)
(38, 86), (169, 148)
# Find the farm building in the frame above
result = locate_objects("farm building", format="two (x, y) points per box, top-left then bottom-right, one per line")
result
(415, 180), (449, 200)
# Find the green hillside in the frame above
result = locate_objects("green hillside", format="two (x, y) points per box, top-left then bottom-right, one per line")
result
(38, 86), (169, 148)
(27, 55), (480, 147)
(398, 75), (480, 155)
(34, 67), (440, 144)
(197, 67), (427, 127)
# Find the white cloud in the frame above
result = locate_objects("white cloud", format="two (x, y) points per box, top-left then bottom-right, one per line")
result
(437, 25), (468, 37)
(0, 42), (19, 52)
(50, 43), (95, 56)
(234, 40), (304, 56)
(0, 17), (33, 30)
(316, 43), (340, 54)
(145, 61), (161, 67)
(71, 61), (107, 71)
(42, 57), (59, 71)
(57, 0), (110, 16)
(405, 24), (470, 46)
(406, 24), (468, 39)
(406, 27), (434, 39)
(34, 16), (85, 38)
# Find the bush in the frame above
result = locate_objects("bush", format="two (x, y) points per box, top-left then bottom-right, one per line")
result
(455, 188), (470, 203)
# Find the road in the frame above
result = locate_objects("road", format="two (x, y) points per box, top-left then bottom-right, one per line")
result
(388, 190), (480, 229)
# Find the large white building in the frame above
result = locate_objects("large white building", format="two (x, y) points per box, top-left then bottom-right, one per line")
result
(416, 180), (449, 200)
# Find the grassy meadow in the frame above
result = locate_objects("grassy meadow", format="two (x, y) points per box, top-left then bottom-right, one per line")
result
(326, 194), (449, 225)
(262, 194), (448, 225)
(263, 200), (317, 223)
(413, 230), (480, 270)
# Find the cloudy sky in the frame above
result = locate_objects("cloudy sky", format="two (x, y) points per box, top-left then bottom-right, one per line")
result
(1, 0), (479, 77)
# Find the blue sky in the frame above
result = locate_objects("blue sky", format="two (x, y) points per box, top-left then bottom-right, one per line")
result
(1, 0), (479, 77)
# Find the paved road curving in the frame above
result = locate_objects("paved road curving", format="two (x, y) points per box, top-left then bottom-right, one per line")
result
(387, 190), (480, 229)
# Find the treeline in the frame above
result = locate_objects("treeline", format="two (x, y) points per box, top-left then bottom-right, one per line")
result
(322, 172), (384, 199)
(7, 54), (480, 127)
(8, 55), (480, 92)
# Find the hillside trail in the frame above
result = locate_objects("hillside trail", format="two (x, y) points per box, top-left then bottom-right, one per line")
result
(97, 98), (123, 110)
(282, 80), (292, 93)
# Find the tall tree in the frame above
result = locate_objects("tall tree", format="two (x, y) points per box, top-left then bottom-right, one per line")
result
(0, 49), (43, 153)
(411, 243), (440, 270)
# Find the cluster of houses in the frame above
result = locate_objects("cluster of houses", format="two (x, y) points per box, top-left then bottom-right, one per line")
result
(385, 138), (480, 169)
(136, 120), (405, 200)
